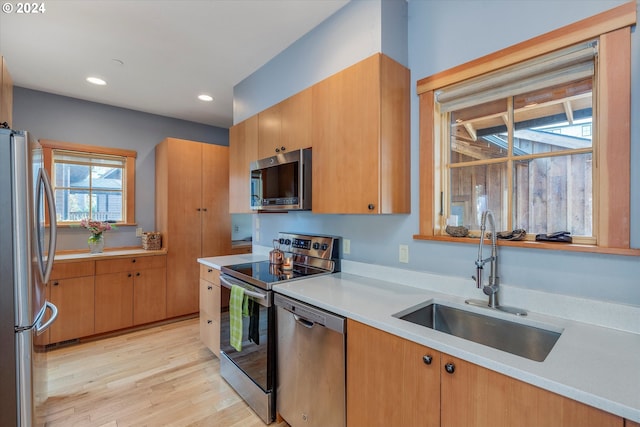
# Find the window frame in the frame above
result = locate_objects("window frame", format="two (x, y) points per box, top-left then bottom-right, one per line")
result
(415, 1), (637, 256)
(41, 140), (137, 226)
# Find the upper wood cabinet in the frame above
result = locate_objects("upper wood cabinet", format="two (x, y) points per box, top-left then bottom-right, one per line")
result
(0, 56), (13, 128)
(347, 320), (623, 427)
(312, 53), (410, 214)
(156, 138), (231, 317)
(229, 115), (258, 214)
(229, 54), (409, 214)
(258, 87), (312, 159)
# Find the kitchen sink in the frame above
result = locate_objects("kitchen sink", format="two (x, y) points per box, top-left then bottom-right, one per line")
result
(393, 302), (562, 362)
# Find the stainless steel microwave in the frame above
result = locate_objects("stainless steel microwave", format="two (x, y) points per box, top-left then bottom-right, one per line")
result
(250, 148), (312, 211)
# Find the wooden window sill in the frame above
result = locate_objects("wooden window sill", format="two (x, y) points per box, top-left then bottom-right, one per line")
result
(413, 234), (640, 257)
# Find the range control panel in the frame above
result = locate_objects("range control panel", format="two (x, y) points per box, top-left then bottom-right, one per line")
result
(277, 232), (340, 266)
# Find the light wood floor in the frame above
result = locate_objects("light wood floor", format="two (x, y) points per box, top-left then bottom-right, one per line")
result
(44, 318), (289, 427)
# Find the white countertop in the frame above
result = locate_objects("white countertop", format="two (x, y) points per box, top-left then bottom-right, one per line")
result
(55, 247), (167, 262)
(197, 254), (640, 422)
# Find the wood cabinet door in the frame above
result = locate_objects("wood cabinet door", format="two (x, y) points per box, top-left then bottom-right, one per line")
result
(50, 260), (95, 280)
(201, 143), (231, 257)
(199, 278), (220, 357)
(48, 276), (95, 343)
(280, 87), (312, 154)
(199, 264), (219, 285)
(402, 339), (441, 427)
(312, 55), (381, 214)
(346, 319), (440, 427)
(0, 56), (13, 128)
(94, 272), (133, 333)
(95, 255), (165, 275)
(165, 139), (203, 318)
(133, 267), (166, 326)
(257, 102), (282, 159)
(229, 115), (258, 213)
(257, 87), (312, 159)
(440, 355), (623, 427)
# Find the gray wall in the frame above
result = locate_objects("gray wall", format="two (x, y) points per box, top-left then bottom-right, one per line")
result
(12, 87), (229, 250)
(234, 0), (640, 307)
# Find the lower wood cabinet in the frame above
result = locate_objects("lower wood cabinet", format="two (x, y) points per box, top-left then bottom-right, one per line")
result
(347, 319), (440, 427)
(347, 319), (623, 427)
(440, 354), (623, 427)
(45, 253), (167, 343)
(94, 255), (166, 334)
(199, 264), (220, 357)
(47, 260), (96, 344)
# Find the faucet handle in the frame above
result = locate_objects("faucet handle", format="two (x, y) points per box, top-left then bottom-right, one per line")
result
(473, 267), (483, 289)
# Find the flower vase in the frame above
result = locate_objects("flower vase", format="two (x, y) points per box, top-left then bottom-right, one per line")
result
(88, 234), (105, 254)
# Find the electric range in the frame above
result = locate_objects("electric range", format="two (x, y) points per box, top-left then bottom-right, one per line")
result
(218, 232), (340, 424)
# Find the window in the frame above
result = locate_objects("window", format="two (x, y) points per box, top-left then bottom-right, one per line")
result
(439, 42), (596, 243)
(415, 2), (635, 254)
(41, 140), (137, 225)
(52, 150), (126, 222)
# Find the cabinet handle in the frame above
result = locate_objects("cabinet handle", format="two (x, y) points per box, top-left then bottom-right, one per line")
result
(136, 272), (141, 276)
(197, 208), (201, 211)
(368, 203), (375, 211)
(132, 259), (136, 263)
(128, 273), (132, 278)
(207, 286), (213, 290)
(207, 268), (213, 273)
(53, 281), (59, 286)
(202, 208), (207, 212)
(207, 320), (212, 324)
(422, 355), (433, 365)
(280, 146), (286, 151)
(445, 362), (456, 374)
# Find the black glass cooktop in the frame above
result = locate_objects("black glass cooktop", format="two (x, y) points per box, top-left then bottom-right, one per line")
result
(221, 260), (329, 290)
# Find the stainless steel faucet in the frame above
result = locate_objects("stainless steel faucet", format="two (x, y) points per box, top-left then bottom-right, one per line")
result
(467, 210), (527, 316)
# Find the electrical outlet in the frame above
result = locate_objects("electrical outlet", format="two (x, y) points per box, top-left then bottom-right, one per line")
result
(343, 239), (351, 254)
(399, 244), (409, 263)
(136, 227), (143, 237)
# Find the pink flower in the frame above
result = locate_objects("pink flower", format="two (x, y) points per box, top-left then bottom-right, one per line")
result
(79, 218), (113, 236)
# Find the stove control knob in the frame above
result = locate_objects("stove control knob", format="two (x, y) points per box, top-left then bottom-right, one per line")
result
(279, 238), (285, 245)
(312, 242), (320, 250)
(321, 243), (329, 251)
(284, 239), (291, 245)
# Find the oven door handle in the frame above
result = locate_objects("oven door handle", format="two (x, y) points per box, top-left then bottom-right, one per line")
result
(220, 275), (268, 301)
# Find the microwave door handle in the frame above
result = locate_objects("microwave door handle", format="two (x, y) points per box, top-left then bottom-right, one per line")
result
(220, 276), (268, 301)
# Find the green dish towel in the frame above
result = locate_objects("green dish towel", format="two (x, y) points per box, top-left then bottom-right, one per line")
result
(229, 285), (249, 352)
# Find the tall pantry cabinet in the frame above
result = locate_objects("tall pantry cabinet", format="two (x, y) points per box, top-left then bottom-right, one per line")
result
(155, 138), (231, 318)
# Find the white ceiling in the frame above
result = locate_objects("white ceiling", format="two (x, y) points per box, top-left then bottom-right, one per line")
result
(0, 0), (349, 128)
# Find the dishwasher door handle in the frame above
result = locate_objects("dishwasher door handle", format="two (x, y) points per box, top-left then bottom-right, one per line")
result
(293, 313), (316, 328)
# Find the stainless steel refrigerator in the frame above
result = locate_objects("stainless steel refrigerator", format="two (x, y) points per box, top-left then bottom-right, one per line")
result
(0, 128), (58, 427)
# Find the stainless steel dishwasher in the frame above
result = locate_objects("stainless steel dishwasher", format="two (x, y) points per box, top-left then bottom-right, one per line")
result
(275, 293), (346, 427)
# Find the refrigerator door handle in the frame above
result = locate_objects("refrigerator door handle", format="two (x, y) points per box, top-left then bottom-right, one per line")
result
(37, 168), (57, 284)
(35, 301), (58, 335)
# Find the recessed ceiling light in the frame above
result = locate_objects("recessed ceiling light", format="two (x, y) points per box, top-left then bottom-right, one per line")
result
(86, 77), (107, 86)
(198, 94), (214, 102)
